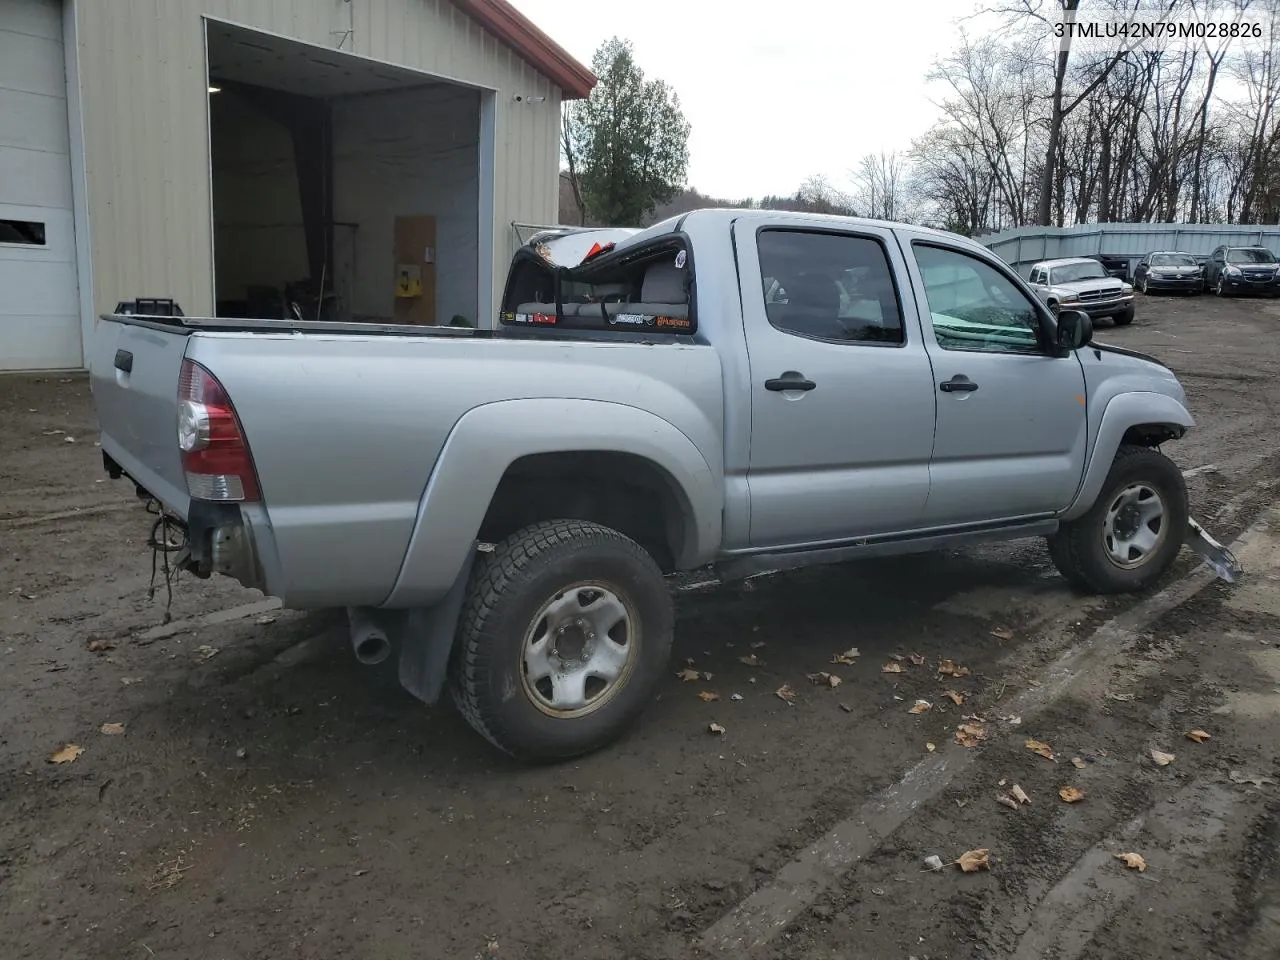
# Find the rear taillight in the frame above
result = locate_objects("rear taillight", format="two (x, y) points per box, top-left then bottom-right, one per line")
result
(177, 359), (260, 502)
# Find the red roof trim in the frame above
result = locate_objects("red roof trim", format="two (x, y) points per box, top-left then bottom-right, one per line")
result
(450, 0), (597, 99)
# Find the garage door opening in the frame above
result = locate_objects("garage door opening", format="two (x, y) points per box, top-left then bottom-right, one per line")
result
(206, 21), (487, 327)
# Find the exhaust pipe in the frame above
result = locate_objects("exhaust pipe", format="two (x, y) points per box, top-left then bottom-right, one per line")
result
(347, 606), (392, 666)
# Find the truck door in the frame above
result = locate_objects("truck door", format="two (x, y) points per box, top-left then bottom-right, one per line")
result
(733, 220), (937, 548)
(900, 237), (1089, 526)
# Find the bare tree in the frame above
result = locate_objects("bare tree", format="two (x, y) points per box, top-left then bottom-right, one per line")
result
(852, 151), (909, 221)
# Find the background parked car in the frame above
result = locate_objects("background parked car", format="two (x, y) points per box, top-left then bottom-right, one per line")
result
(1202, 245), (1280, 297)
(1133, 251), (1204, 295)
(1028, 257), (1136, 326)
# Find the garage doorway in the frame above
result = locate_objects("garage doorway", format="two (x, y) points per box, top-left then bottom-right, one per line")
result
(205, 21), (491, 327)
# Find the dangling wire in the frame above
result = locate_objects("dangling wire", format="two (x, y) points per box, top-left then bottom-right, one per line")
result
(145, 500), (187, 625)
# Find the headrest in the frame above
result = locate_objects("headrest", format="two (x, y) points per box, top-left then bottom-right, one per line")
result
(641, 261), (688, 303)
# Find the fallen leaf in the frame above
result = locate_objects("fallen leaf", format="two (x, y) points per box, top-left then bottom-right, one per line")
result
(86, 637), (115, 653)
(944, 690), (965, 706)
(889, 653), (905, 662)
(923, 854), (945, 871)
(839, 703), (854, 713)
(121, 676), (144, 685)
(1186, 729), (1211, 743)
(909, 699), (932, 715)
(997, 793), (1020, 810)
(100, 722), (125, 736)
(938, 659), (971, 678)
(702, 671), (714, 681)
(955, 723), (986, 747)
(730, 693), (744, 702)
(48, 744), (84, 764)
(1115, 852), (1147, 872)
(1071, 756), (1087, 769)
(955, 848), (990, 873)
(1010, 784), (1031, 805)
(882, 662), (904, 674)
(806, 671), (841, 688)
(926, 742), (936, 752)
(1000, 714), (1023, 726)
(708, 722), (726, 735)
(909, 653), (926, 666)
(698, 691), (720, 702)
(677, 668), (700, 682)
(739, 654), (764, 668)
(1151, 748), (1175, 767)
(831, 647), (861, 665)
(1059, 785), (1085, 803)
(775, 683), (798, 705)
(1025, 739), (1056, 761)
(64, 436), (76, 443)
(256, 616), (276, 626)
(991, 627), (1015, 641)
(195, 644), (220, 662)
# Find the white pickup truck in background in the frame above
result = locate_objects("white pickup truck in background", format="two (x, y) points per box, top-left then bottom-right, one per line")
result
(90, 209), (1202, 762)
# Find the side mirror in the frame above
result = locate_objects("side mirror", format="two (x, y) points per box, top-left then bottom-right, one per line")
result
(1056, 308), (1093, 354)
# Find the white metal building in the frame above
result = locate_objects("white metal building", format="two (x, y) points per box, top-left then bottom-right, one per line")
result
(0, 0), (594, 371)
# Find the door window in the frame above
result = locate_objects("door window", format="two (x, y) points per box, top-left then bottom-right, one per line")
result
(757, 229), (904, 344)
(913, 244), (1044, 355)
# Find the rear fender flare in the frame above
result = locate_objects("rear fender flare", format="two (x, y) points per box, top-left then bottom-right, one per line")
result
(1062, 392), (1193, 521)
(384, 398), (721, 607)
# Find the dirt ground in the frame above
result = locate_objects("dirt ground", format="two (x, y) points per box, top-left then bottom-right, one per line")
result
(3, 293), (1280, 960)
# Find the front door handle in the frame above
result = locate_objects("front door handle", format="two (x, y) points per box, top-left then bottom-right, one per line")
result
(939, 374), (979, 393)
(765, 372), (817, 392)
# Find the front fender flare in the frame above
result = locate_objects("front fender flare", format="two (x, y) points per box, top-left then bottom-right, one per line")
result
(384, 398), (721, 607)
(1062, 392), (1194, 521)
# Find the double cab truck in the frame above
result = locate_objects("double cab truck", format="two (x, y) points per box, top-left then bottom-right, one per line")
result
(90, 210), (1197, 762)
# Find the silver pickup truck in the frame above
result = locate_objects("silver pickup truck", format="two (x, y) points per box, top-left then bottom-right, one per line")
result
(90, 210), (1196, 762)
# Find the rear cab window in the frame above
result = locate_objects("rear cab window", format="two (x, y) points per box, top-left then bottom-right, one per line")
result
(499, 236), (695, 336)
(755, 229), (904, 345)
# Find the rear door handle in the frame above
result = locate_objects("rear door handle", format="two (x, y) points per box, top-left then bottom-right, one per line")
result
(765, 372), (816, 392)
(939, 374), (978, 393)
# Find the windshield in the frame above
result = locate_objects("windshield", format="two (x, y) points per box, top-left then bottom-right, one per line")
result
(1227, 248), (1278, 264)
(1049, 261), (1108, 283)
(1150, 254), (1197, 267)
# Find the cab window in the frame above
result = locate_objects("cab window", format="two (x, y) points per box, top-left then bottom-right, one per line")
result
(913, 244), (1043, 355)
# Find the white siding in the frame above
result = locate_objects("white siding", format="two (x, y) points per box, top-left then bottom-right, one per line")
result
(72, 0), (564, 323)
(0, 0), (80, 370)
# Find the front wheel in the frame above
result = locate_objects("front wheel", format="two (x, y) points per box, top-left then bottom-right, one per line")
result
(1216, 275), (1228, 296)
(449, 519), (673, 762)
(1113, 305), (1135, 326)
(1138, 276), (1148, 294)
(1048, 446), (1188, 594)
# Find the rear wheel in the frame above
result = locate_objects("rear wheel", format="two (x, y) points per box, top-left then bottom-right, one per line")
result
(449, 519), (673, 762)
(1048, 446), (1188, 594)
(1113, 305), (1135, 326)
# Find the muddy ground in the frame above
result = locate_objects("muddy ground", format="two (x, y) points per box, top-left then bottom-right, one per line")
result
(2, 293), (1279, 960)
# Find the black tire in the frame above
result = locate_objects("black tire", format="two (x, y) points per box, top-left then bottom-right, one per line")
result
(1113, 305), (1135, 326)
(449, 519), (673, 763)
(1215, 275), (1228, 297)
(1048, 445), (1188, 595)
(1138, 276), (1148, 294)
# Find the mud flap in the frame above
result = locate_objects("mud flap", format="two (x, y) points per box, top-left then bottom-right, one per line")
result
(1184, 516), (1243, 584)
(391, 549), (477, 705)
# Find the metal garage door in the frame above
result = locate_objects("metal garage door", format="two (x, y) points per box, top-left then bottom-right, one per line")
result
(0, 0), (80, 371)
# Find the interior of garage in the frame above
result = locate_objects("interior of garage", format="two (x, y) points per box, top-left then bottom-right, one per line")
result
(206, 22), (485, 327)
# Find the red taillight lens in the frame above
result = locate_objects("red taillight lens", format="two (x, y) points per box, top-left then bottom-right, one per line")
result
(177, 359), (260, 502)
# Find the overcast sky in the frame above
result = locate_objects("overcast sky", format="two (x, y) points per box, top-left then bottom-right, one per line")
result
(510, 0), (998, 200)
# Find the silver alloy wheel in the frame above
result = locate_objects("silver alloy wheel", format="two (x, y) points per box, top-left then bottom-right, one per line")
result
(1102, 482), (1167, 569)
(521, 582), (638, 718)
